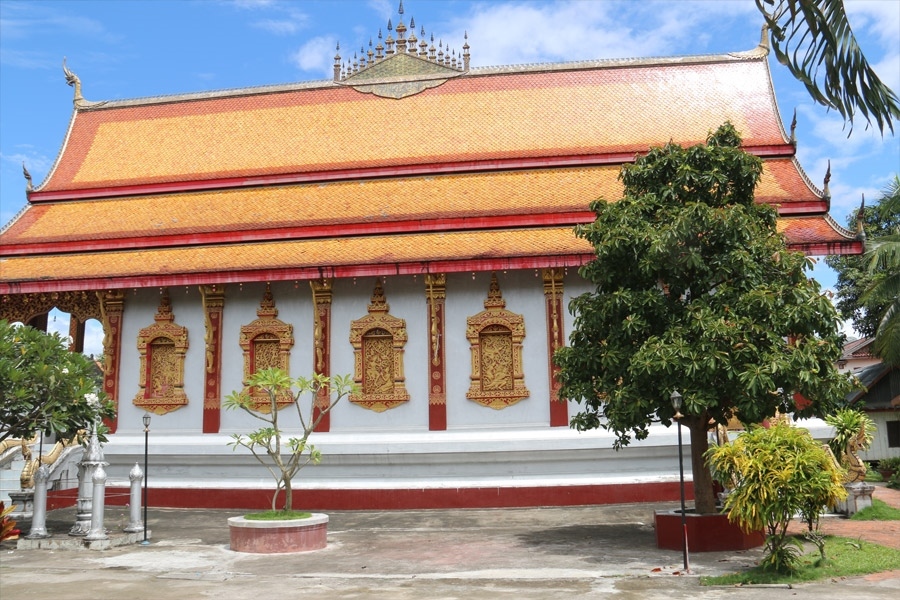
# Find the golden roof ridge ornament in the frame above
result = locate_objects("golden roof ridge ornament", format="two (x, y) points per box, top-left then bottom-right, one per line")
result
(333, 1), (470, 99)
(22, 162), (33, 193)
(62, 58), (106, 109)
(729, 24), (770, 60)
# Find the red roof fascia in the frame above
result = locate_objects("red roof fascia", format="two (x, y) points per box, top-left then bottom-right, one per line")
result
(0, 254), (595, 295)
(769, 201), (829, 216)
(0, 212), (595, 256)
(27, 144), (795, 203)
(791, 240), (864, 256)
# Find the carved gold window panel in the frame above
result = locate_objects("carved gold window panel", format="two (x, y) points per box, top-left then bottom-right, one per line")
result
(349, 281), (409, 412)
(239, 284), (294, 412)
(466, 273), (529, 409)
(134, 290), (189, 415)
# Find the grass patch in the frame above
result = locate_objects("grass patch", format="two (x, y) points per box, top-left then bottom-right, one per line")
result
(701, 536), (900, 586)
(243, 510), (312, 521)
(851, 498), (900, 521)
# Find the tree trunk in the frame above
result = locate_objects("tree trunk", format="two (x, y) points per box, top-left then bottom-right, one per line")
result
(687, 414), (717, 514)
(283, 478), (293, 512)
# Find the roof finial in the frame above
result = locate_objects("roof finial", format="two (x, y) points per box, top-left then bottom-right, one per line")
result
(62, 57), (85, 107)
(758, 23), (770, 54)
(856, 194), (867, 242)
(789, 108), (797, 144)
(22, 162), (33, 192)
(398, 0), (404, 16)
(823, 160), (832, 201)
(334, 42), (342, 81)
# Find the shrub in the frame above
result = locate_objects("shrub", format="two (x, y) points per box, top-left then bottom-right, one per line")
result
(706, 421), (847, 573)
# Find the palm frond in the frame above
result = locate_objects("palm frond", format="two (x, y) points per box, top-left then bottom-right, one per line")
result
(756, 0), (900, 135)
(873, 298), (900, 367)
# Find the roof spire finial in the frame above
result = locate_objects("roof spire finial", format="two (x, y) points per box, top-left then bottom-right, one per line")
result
(22, 162), (33, 192)
(398, 0), (404, 16)
(856, 194), (867, 242)
(62, 57), (85, 107)
(823, 160), (832, 202)
(334, 42), (342, 81)
(759, 23), (770, 54)
(789, 108), (797, 144)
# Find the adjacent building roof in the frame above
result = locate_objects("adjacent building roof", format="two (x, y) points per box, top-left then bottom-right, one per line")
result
(0, 18), (862, 294)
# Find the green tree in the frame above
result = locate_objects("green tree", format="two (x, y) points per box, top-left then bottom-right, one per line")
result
(826, 176), (900, 364)
(863, 177), (900, 365)
(225, 367), (358, 513)
(0, 320), (115, 445)
(555, 122), (855, 514)
(755, 0), (900, 135)
(825, 181), (898, 338)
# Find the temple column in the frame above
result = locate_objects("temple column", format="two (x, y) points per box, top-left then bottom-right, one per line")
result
(200, 285), (225, 433)
(542, 268), (568, 427)
(425, 274), (447, 430)
(68, 316), (86, 353)
(311, 279), (333, 432)
(98, 290), (125, 433)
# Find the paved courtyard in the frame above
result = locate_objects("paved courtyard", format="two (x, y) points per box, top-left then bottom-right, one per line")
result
(1, 486), (898, 599)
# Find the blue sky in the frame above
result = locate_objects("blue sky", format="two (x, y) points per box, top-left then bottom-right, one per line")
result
(1, 0), (898, 352)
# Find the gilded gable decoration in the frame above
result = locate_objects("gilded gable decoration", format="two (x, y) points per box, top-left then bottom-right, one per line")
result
(239, 284), (294, 412)
(134, 289), (189, 415)
(333, 1), (470, 99)
(466, 273), (529, 409)
(349, 280), (410, 412)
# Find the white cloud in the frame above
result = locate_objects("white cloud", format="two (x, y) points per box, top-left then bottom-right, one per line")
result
(290, 35), (338, 77)
(253, 18), (302, 35)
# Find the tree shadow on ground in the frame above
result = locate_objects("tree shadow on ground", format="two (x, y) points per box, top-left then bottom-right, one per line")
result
(516, 523), (659, 564)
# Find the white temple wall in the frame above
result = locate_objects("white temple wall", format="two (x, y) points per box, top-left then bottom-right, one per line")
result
(562, 273), (595, 417)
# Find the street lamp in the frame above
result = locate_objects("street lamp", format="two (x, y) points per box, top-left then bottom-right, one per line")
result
(142, 413), (151, 545)
(670, 390), (690, 574)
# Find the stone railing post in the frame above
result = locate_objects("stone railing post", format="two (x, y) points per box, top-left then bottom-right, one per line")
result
(124, 463), (144, 532)
(70, 423), (103, 536)
(25, 465), (51, 539)
(85, 463), (108, 541)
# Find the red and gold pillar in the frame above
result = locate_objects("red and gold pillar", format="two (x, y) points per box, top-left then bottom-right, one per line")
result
(311, 279), (333, 432)
(200, 285), (225, 433)
(98, 290), (125, 433)
(542, 268), (568, 427)
(426, 274), (447, 430)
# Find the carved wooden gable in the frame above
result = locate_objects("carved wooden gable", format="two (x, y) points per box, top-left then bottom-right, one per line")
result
(466, 273), (529, 409)
(349, 280), (409, 412)
(134, 290), (189, 415)
(239, 284), (294, 412)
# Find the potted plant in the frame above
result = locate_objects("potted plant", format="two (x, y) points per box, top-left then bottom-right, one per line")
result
(224, 367), (358, 553)
(877, 457), (900, 481)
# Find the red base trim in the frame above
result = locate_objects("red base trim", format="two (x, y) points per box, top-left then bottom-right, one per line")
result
(103, 481), (693, 511)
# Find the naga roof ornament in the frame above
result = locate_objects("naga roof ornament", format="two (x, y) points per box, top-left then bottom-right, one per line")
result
(62, 58), (105, 109)
(333, 1), (470, 99)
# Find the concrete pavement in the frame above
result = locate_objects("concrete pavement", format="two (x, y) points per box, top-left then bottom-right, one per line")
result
(1, 496), (898, 599)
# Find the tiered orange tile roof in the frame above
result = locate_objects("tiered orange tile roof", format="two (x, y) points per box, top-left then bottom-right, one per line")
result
(0, 41), (860, 294)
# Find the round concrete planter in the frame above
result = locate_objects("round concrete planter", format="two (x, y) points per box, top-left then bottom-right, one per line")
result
(654, 509), (764, 552)
(228, 513), (328, 553)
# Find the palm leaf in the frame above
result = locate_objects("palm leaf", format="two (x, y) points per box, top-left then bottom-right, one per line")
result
(756, 0), (900, 135)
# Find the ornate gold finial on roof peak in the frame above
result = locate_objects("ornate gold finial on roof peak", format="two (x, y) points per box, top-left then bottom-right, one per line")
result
(62, 57), (105, 109)
(22, 162), (33, 193)
(855, 194), (867, 242)
(333, 1), (470, 94)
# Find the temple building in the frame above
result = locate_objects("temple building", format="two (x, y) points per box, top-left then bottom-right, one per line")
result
(0, 6), (862, 509)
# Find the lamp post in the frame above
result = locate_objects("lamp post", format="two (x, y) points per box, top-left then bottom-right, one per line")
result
(670, 390), (690, 574)
(142, 413), (151, 545)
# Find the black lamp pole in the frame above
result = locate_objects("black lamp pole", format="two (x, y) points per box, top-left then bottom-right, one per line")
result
(670, 390), (690, 574)
(142, 413), (151, 545)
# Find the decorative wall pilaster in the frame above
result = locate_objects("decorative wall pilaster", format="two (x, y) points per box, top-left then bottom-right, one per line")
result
(311, 279), (333, 432)
(200, 285), (225, 433)
(98, 290), (125, 432)
(542, 268), (568, 427)
(425, 274), (447, 430)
